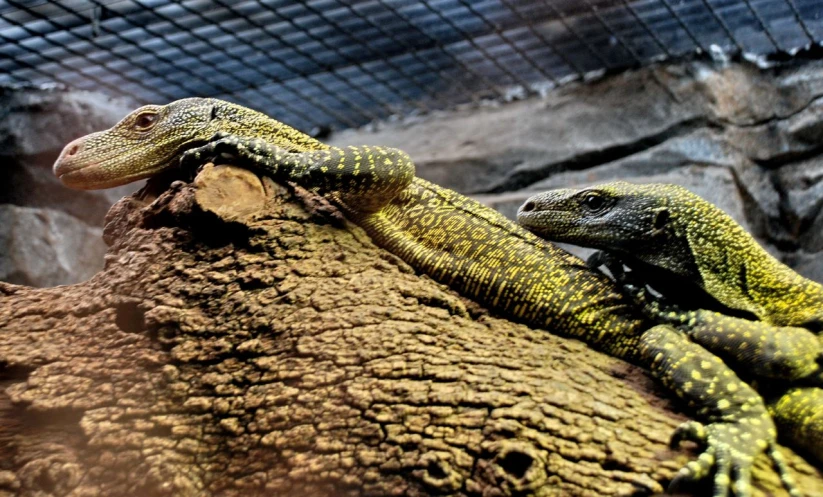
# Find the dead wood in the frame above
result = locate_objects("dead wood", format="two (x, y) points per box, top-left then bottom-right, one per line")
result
(1, 164), (821, 497)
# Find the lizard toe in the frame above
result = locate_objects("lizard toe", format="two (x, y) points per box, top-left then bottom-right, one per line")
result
(671, 420), (708, 448)
(711, 445), (733, 497)
(729, 456), (752, 497)
(668, 448), (715, 494)
(767, 443), (802, 497)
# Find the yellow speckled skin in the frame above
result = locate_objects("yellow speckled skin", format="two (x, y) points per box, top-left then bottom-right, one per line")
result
(54, 99), (802, 497)
(516, 182), (823, 328)
(518, 181), (823, 468)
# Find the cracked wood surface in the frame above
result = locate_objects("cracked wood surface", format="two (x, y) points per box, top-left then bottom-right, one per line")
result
(0, 164), (821, 497)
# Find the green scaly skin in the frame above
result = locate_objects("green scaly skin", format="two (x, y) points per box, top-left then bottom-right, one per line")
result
(54, 98), (801, 497)
(516, 182), (823, 328)
(517, 181), (823, 466)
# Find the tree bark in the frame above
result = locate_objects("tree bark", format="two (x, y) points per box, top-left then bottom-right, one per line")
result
(1, 164), (821, 497)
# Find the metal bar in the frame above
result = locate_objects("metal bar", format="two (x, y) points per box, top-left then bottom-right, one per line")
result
(203, 0), (373, 128)
(453, 0), (560, 86)
(92, 0), (339, 128)
(257, 0), (399, 118)
(784, 0), (816, 43)
(291, 0), (433, 111)
(656, 0), (707, 53)
(124, 0), (362, 127)
(0, 2), (171, 99)
(3, 1), (180, 100)
(618, 0), (672, 58)
(580, 0), (644, 64)
(498, 0), (587, 79)
(738, 0), (782, 51)
(414, 1), (536, 93)
(0, 31), (125, 95)
(380, 1), (508, 100)
(211, 0), (397, 123)
(11, 0), (301, 124)
(697, 0), (746, 53)
(539, 0), (613, 69)
(0, 0), (820, 134)
(12, 0), (226, 101)
(346, 1), (480, 106)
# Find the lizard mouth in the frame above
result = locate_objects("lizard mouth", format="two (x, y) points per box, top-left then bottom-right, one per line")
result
(516, 207), (577, 239)
(54, 158), (95, 178)
(53, 156), (104, 189)
(517, 205), (569, 222)
(60, 163), (177, 190)
(56, 163), (150, 190)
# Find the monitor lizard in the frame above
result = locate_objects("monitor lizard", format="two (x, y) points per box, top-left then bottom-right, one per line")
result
(53, 98), (802, 496)
(517, 181), (823, 467)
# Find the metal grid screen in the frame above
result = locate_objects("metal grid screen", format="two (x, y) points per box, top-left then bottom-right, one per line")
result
(1, 0), (821, 132)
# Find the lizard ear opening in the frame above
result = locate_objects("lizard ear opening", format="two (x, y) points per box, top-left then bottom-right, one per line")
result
(803, 318), (822, 333)
(653, 208), (670, 230)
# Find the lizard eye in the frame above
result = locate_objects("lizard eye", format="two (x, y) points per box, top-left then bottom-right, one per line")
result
(581, 193), (606, 212)
(133, 112), (159, 131)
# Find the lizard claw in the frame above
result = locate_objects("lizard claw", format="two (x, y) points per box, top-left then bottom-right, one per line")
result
(669, 419), (744, 497)
(177, 131), (236, 167)
(668, 419), (800, 497)
(179, 133), (268, 170)
(766, 443), (803, 497)
(670, 419), (708, 448)
(585, 250), (630, 284)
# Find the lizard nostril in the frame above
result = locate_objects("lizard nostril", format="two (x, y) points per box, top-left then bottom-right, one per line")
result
(67, 143), (82, 156)
(522, 201), (536, 212)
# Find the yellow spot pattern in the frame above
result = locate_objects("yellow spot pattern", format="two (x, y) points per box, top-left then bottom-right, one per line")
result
(53, 99), (807, 497)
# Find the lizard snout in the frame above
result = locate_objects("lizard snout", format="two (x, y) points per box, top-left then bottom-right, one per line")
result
(54, 136), (86, 175)
(53, 136), (99, 188)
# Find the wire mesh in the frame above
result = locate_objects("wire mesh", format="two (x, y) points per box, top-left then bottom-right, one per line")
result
(1, 0), (821, 132)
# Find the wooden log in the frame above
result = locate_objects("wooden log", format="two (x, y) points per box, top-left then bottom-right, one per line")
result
(1, 164), (820, 496)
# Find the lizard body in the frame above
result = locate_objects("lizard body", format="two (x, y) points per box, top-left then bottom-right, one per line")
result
(54, 98), (802, 496)
(517, 181), (823, 464)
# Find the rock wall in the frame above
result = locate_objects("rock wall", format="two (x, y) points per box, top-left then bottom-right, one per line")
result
(2, 60), (821, 287)
(330, 59), (823, 283)
(0, 86), (138, 287)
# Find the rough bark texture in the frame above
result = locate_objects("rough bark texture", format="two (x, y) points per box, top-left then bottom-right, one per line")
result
(1, 165), (821, 497)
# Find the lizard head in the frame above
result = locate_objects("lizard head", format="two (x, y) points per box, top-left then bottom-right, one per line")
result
(516, 181), (685, 254)
(53, 97), (224, 190)
(54, 97), (325, 190)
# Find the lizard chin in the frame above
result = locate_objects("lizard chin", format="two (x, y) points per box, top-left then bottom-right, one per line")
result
(57, 163), (157, 190)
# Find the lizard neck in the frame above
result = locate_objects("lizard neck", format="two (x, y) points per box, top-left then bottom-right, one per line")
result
(208, 99), (330, 152)
(684, 207), (823, 326)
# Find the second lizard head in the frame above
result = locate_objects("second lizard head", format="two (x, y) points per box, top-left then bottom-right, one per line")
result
(516, 181), (682, 254)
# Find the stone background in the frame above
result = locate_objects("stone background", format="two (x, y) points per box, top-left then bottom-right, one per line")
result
(0, 86), (138, 287)
(1, 58), (821, 286)
(331, 59), (823, 283)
